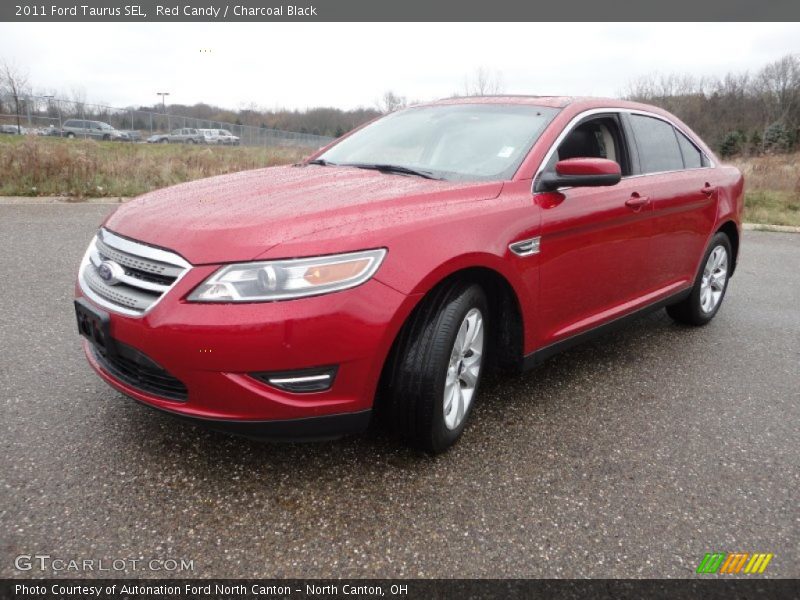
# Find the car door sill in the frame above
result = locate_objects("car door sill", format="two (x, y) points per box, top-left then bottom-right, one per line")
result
(522, 287), (692, 371)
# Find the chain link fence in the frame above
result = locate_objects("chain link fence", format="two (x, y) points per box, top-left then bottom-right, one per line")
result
(0, 94), (334, 149)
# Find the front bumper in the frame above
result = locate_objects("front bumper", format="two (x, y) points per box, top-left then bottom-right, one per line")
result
(84, 344), (371, 440)
(77, 273), (414, 437)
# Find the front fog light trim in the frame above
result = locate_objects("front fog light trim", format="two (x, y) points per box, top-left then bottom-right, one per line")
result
(250, 366), (338, 393)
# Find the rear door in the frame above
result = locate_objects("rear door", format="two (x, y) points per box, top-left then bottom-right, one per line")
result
(625, 113), (718, 291)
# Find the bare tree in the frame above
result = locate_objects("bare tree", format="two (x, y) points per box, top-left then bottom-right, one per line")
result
(376, 90), (407, 114)
(622, 53), (800, 156)
(624, 72), (704, 101)
(755, 54), (800, 124)
(463, 67), (504, 96)
(70, 86), (87, 119)
(0, 60), (30, 133)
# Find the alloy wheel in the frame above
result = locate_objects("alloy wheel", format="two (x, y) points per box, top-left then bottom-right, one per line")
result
(699, 245), (728, 313)
(443, 308), (484, 430)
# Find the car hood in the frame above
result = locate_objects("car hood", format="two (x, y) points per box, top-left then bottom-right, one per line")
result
(103, 165), (503, 264)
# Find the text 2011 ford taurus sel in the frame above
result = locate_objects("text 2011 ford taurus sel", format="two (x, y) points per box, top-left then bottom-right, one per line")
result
(75, 96), (743, 453)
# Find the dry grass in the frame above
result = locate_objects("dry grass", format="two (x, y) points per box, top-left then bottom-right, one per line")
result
(730, 153), (800, 226)
(0, 136), (307, 198)
(1, 136), (798, 226)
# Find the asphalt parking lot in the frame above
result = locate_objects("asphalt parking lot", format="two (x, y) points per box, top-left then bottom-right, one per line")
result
(1, 203), (798, 579)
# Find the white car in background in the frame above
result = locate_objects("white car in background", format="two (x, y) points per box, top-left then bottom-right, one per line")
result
(198, 129), (221, 144)
(214, 129), (240, 145)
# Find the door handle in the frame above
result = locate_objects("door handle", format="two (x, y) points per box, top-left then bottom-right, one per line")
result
(625, 193), (650, 209)
(701, 183), (716, 197)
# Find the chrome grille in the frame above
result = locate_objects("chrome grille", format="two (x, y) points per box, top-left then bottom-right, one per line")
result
(79, 228), (191, 316)
(94, 236), (183, 278)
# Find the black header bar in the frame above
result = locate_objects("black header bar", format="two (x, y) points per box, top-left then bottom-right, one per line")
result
(3, 0), (800, 22)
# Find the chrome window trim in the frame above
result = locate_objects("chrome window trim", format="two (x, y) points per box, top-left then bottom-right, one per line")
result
(77, 228), (192, 318)
(531, 107), (715, 194)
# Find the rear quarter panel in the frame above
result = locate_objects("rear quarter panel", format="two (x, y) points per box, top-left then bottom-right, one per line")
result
(716, 165), (745, 228)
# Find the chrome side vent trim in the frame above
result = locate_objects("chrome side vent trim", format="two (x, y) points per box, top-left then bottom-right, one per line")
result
(509, 237), (541, 257)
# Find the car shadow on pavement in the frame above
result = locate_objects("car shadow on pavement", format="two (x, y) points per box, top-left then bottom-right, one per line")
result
(96, 308), (685, 477)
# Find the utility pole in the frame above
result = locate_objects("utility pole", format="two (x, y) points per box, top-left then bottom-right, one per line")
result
(42, 95), (60, 130)
(156, 91), (170, 131)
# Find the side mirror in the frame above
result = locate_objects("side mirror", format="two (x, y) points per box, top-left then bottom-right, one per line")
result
(538, 157), (621, 192)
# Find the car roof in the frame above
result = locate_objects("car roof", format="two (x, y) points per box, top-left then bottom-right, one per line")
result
(428, 95), (574, 108)
(423, 95), (669, 114)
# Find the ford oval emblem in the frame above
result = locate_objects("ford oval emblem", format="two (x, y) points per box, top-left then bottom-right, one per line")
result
(97, 260), (124, 285)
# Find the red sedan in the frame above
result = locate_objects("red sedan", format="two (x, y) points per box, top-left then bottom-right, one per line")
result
(75, 96), (743, 452)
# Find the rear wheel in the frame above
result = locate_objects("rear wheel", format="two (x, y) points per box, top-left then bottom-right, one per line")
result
(66, 132), (75, 139)
(382, 281), (488, 453)
(160, 138), (168, 144)
(666, 232), (732, 326)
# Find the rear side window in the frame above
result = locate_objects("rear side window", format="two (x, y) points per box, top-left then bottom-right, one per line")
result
(675, 130), (704, 169)
(630, 114), (683, 174)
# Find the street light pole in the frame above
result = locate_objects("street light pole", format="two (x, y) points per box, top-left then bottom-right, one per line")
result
(42, 95), (60, 131)
(156, 91), (170, 131)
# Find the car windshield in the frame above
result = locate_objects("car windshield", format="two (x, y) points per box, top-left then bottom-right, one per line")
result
(318, 103), (559, 181)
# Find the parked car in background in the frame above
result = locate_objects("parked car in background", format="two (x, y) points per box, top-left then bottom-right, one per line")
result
(198, 129), (220, 144)
(74, 96), (743, 453)
(120, 130), (142, 142)
(166, 128), (204, 144)
(214, 129), (240, 145)
(62, 119), (126, 141)
(0, 124), (23, 134)
(147, 133), (168, 143)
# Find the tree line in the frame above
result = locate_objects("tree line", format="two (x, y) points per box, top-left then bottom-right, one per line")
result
(624, 54), (800, 157)
(4, 55), (798, 155)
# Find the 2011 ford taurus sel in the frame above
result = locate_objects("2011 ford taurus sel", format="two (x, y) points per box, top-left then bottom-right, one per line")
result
(75, 96), (743, 453)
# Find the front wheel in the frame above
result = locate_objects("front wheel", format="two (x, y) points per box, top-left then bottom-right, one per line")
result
(666, 232), (732, 326)
(382, 281), (488, 453)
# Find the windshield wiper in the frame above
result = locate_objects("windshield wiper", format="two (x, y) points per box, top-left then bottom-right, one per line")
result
(306, 158), (337, 166)
(342, 163), (440, 180)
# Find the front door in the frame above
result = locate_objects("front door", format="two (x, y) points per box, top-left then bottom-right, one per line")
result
(535, 114), (655, 347)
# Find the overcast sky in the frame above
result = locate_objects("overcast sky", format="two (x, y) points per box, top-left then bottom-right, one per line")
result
(1, 22), (799, 110)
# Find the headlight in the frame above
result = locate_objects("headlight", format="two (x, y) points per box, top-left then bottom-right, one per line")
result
(187, 248), (387, 302)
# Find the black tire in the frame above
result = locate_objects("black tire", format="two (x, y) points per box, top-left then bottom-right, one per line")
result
(666, 232), (732, 326)
(66, 132), (75, 139)
(160, 138), (168, 144)
(382, 280), (489, 453)
(102, 134), (110, 141)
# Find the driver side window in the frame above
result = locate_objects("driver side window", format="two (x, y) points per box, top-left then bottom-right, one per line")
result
(545, 115), (629, 176)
